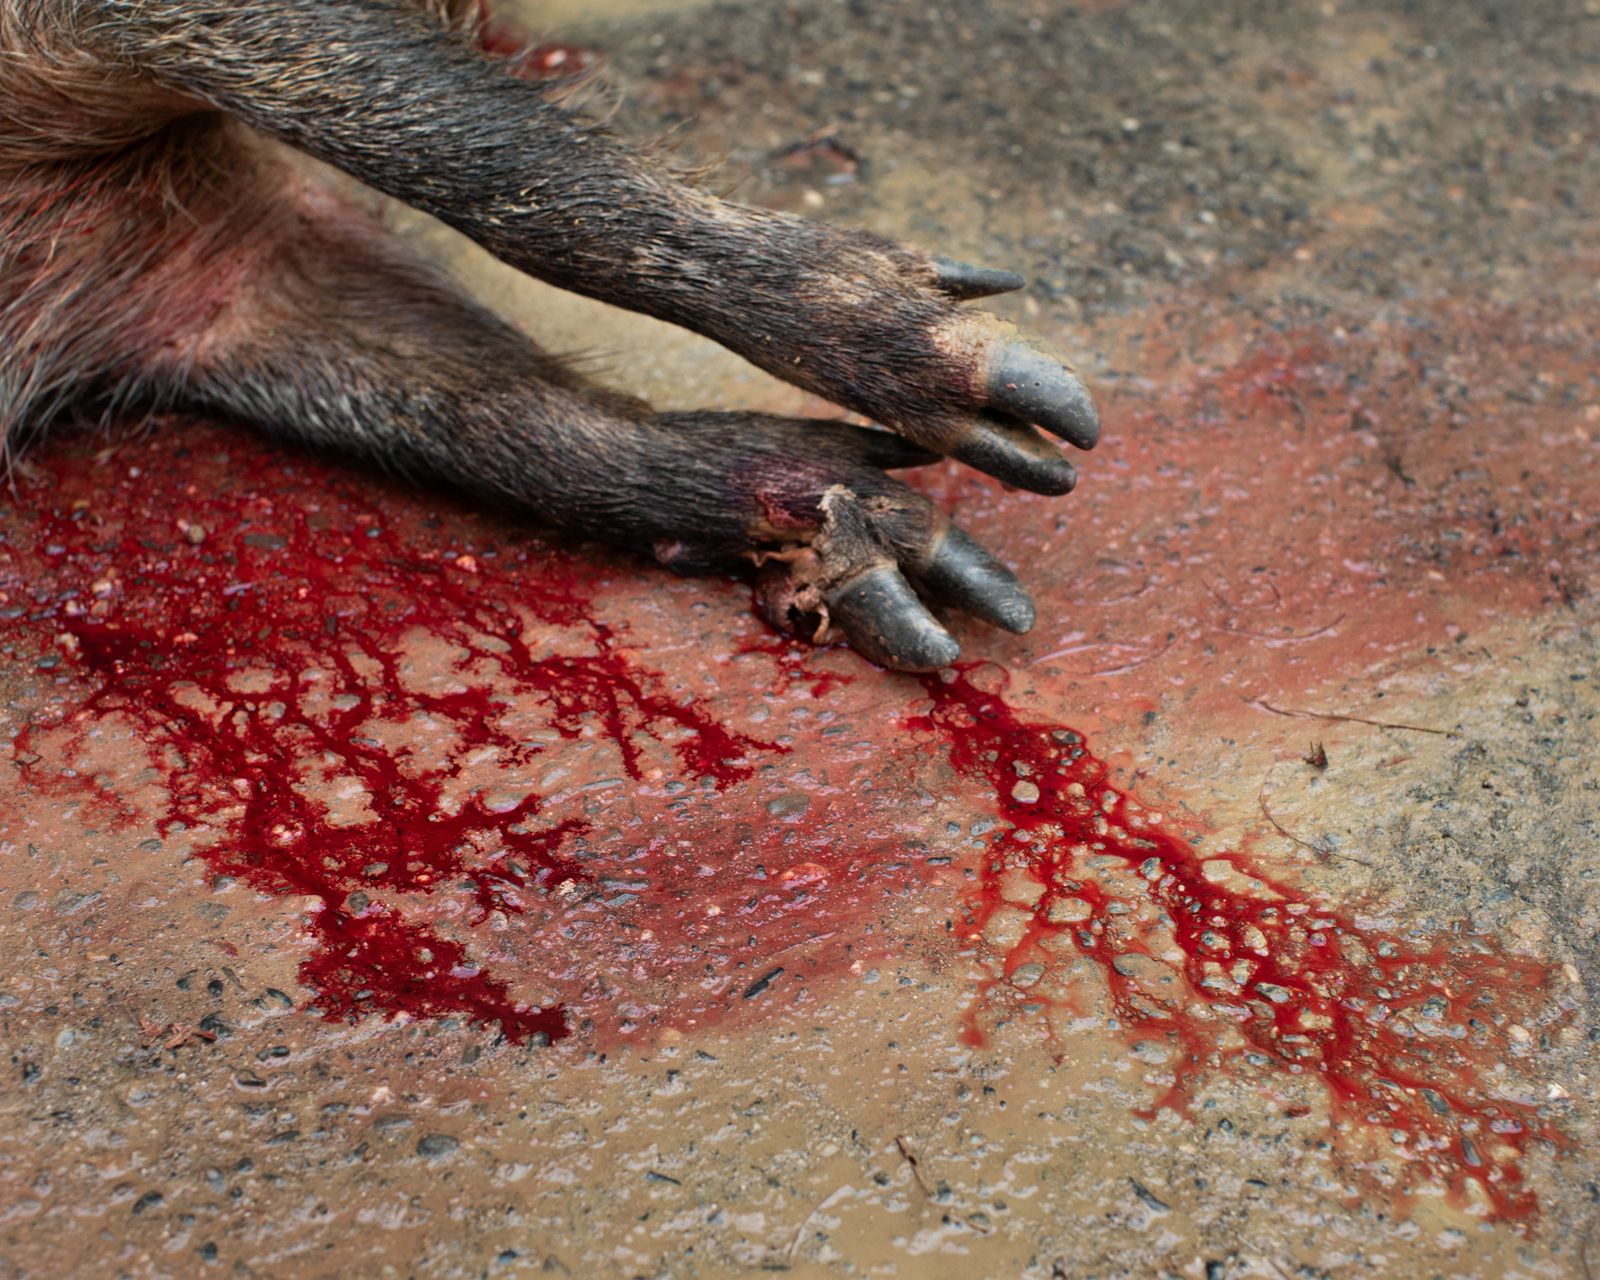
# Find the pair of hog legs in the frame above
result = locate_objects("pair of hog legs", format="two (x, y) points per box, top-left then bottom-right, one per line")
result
(0, 0), (1097, 668)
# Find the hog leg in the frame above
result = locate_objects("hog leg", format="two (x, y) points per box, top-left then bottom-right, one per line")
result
(1, 120), (1028, 668)
(202, 178), (1033, 669)
(71, 0), (1100, 496)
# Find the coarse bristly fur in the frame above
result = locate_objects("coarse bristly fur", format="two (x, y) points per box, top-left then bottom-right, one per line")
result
(0, 0), (1087, 668)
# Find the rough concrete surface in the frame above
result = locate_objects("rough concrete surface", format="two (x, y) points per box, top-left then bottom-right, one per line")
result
(2, 1), (1598, 1277)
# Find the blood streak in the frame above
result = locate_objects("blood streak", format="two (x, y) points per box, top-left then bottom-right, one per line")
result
(912, 666), (1567, 1223)
(6, 424), (772, 1043)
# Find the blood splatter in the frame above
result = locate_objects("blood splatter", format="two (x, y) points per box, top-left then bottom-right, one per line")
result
(0, 409), (1573, 1223)
(910, 664), (1569, 1223)
(5, 423), (774, 1043)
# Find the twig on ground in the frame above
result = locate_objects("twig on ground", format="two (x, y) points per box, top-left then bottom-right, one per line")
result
(785, 1185), (851, 1265)
(1257, 769), (1372, 868)
(893, 1134), (991, 1234)
(1247, 697), (1458, 738)
(895, 1135), (933, 1198)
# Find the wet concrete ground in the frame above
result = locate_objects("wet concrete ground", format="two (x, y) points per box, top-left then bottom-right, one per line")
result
(3, 1), (1598, 1276)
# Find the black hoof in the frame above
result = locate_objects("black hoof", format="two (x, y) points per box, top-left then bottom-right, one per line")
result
(826, 565), (960, 671)
(988, 344), (1101, 450)
(916, 527), (1035, 634)
(948, 416), (1079, 495)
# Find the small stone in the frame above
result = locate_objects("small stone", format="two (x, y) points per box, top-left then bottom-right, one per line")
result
(1009, 963), (1046, 989)
(131, 1190), (164, 1215)
(416, 1133), (459, 1159)
(1012, 780), (1041, 804)
(765, 793), (810, 820)
(1112, 952), (1174, 985)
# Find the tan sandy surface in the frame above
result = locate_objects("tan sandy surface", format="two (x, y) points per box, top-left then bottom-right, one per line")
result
(3, 1), (1598, 1277)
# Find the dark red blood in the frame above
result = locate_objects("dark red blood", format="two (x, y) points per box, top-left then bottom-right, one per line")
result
(472, 2), (599, 82)
(733, 629), (850, 700)
(6, 422), (773, 1043)
(910, 665), (1567, 1224)
(513, 43), (600, 79)
(0, 407), (1572, 1224)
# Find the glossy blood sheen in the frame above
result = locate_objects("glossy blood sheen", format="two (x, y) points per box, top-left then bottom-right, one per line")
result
(1, 422), (1568, 1223)
(912, 666), (1565, 1223)
(5, 426), (775, 1043)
